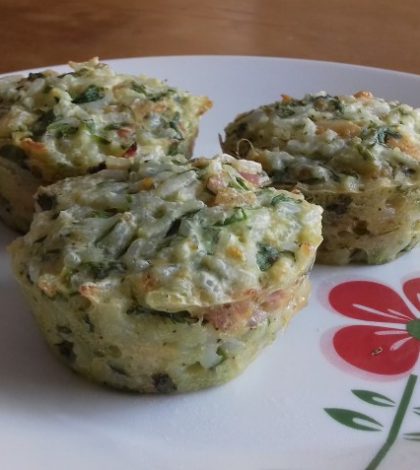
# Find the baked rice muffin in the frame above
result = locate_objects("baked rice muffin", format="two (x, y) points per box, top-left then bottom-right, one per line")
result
(9, 154), (322, 393)
(0, 58), (211, 232)
(222, 91), (420, 265)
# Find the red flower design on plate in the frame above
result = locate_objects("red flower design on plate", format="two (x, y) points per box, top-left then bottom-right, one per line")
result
(329, 278), (420, 375)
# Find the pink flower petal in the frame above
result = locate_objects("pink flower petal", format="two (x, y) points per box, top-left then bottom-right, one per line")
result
(333, 326), (419, 375)
(329, 281), (415, 323)
(403, 278), (420, 312)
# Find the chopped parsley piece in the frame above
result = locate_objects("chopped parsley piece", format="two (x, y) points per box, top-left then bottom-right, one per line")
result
(84, 261), (126, 280)
(361, 126), (401, 147)
(218, 208), (247, 226)
(376, 127), (401, 145)
(271, 193), (299, 205)
(202, 226), (220, 255)
(72, 84), (105, 104)
(127, 307), (197, 324)
(276, 105), (296, 118)
(166, 218), (182, 237)
(356, 143), (374, 161)
(103, 122), (130, 131)
(47, 122), (79, 138)
(32, 109), (55, 139)
(55, 340), (75, 363)
(109, 364), (129, 376)
(312, 94), (343, 113)
(83, 314), (95, 333)
(168, 116), (183, 140)
(27, 72), (45, 81)
(215, 346), (229, 366)
(93, 135), (111, 145)
(236, 177), (249, 189)
(256, 244), (280, 271)
(132, 82), (174, 102)
(57, 72), (76, 79)
(228, 176), (249, 190)
(132, 83), (149, 94)
(152, 373), (177, 393)
(94, 208), (119, 218)
(82, 119), (96, 133)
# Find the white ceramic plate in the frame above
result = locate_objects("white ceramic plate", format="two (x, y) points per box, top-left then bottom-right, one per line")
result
(1, 56), (419, 470)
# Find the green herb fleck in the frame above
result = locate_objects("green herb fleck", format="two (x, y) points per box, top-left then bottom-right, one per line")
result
(93, 209), (114, 218)
(377, 127), (401, 145)
(84, 261), (126, 280)
(92, 135), (111, 145)
(103, 122), (130, 131)
(218, 208), (247, 226)
(313, 94), (344, 113)
(256, 244), (280, 271)
(152, 373), (177, 393)
(228, 176), (249, 190)
(82, 120), (96, 133)
(166, 218), (182, 237)
(127, 307), (197, 324)
(47, 122), (79, 138)
(202, 226), (220, 255)
(168, 118), (183, 140)
(216, 346), (229, 366)
(356, 143), (374, 161)
(32, 109), (55, 139)
(55, 340), (75, 363)
(83, 314), (95, 333)
(277, 105), (296, 118)
(237, 177), (249, 189)
(109, 364), (129, 377)
(131, 82), (174, 102)
(271, 193), (299, 205)
(27, 72), (45, 81)
(361, 126), (401, 148)
(72, 84), (105, 104)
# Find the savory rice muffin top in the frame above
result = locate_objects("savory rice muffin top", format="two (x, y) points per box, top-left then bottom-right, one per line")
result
(0, 58), (211, 182)
(223, 91), (420, 192)
(18, 153), (322, 316)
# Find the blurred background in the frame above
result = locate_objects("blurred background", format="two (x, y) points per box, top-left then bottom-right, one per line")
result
(1, 0), (419, 74)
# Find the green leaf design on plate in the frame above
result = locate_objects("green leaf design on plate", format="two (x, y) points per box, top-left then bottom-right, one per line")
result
(325, 408), (383, 431)
(352, 390), (395, 407)
(404, 432), (420, 441)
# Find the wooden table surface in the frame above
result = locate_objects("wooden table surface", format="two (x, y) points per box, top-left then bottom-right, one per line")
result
(1, 0), (420, 75)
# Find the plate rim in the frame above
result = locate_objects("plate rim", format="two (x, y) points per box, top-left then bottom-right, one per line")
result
(4, 54), (420, 82)
(1, 53), (420, 470)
